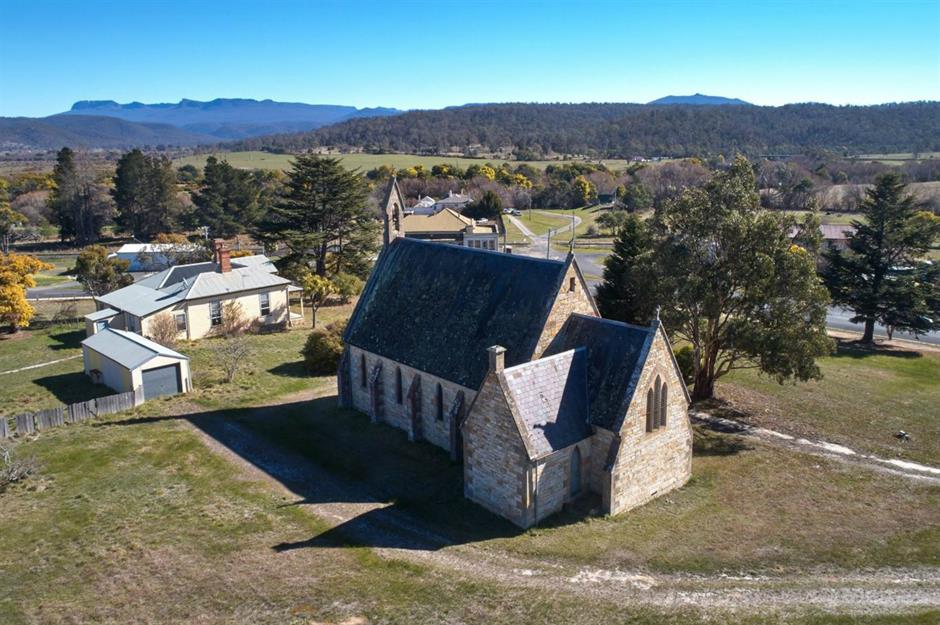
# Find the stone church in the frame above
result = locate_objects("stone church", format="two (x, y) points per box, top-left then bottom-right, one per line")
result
(338, 184), (691, 528)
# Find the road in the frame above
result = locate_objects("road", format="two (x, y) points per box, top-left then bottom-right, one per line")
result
(508, 217), (940, 346)
(826, 307), (940, 346)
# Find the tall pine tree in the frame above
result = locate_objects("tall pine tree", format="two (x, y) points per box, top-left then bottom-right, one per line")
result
(594, 213), (655, 323)
(824, 173), (940, 342)
(255, 155), (378, 279)
(113, 150), (179, 239)
(48, 147), (112, 245)
(190, 156), (260, 238)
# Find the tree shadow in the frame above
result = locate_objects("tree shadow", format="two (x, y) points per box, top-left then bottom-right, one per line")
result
(831, 339), (922, 360)
(48, 329), (87, 351)
(267, 361), (308, 378)
(692, 427), (751, 456)
(32, 371), (114, 405)
(104, 394), (521, 552)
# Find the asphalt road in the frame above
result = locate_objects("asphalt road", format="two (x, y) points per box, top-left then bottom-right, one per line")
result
(826, 307), (940, 346)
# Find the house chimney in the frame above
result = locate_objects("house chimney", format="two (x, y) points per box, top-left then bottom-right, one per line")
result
(214, 239), (231, 273)
(488, 345), (506, 372)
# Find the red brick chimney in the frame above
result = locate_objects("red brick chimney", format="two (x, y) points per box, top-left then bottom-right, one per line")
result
(214, 239), (231, 273)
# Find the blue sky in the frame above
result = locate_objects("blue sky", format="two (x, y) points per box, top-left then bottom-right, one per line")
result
(1, 0), (938, 117)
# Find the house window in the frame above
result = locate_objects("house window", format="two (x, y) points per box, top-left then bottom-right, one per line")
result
(646, 388), (655, 432)
(175, 313), (187, 333)
(395, 367), (403, 403)
(435, 383), (444, 421)
(360, 354), (367, 388)
(95, 320), (108, 332)
(569, 277), (576, 292)
(259, 292), (271, 316)
(209, 301), (222, 326)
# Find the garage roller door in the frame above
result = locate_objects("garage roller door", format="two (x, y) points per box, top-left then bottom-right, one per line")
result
(141, 364), (182, 400)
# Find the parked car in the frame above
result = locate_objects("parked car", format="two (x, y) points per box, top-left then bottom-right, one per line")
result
(511, 209), (522, 216)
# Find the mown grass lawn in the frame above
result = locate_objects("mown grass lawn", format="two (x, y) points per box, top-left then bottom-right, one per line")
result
(5, 406), (934, 624)
(0, 407), (680, 625)
(30, 254), (78, 287)
(719, 341), (940, 466)
(517, 209), (571, 235)
(1, 313), (939, 623)
(239, 398), (940, 575)
(0, 324), (112, 415)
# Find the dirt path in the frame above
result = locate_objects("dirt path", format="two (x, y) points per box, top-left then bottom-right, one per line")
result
(176, 387), (940, 615)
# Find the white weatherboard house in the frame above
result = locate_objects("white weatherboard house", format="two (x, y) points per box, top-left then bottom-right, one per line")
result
(87, 241), (303, 341)
(82, 328), (192, 399)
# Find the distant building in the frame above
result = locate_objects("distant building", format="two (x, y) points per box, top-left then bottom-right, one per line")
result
(402, 208), (500, 251)
(410, 196), (437, 215)
(789, 224), (856, 253)
(433, 190), (473, 213)
(383, 178), (501, 251)
(110, 243), (203, 272)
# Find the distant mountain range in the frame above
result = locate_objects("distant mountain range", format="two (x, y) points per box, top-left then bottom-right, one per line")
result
(0, 98), (402, 150)
(62, 98), (401, 139)
(647, 93), (752, 106)
(2, 96), (937, 155)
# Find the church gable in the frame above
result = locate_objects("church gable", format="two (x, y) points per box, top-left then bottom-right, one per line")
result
(533, 257), (599, 357)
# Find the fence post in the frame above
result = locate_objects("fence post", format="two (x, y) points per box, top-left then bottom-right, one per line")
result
(15, 413), (35, 436)
(0, 416), (9, 439)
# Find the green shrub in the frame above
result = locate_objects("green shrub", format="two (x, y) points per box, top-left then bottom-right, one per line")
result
(333, 272), (364, 304)
(674, 345), (695, 385)
(301, 320), (347, 375)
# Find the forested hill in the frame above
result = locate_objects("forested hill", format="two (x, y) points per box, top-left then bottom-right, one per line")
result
(232, 102), (940, 158)
(0, 115), (215, 150)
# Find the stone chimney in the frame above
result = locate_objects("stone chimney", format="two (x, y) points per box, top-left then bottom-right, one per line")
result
(214, 239), (231, 273)
(487, 345), (506, 373)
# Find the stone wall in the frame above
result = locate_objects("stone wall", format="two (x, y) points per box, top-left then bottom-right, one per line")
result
(462, 372), (529, 527)
(607, 328), (692, 515)
(347, 345), (475, 454)
(528, 440), (591, 526)
(533, 262), (597, 357)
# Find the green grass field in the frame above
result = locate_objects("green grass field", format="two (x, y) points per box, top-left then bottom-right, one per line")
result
(1, 312), (939, 623)
(174, 150), (635, 173)
(515, 209), (572, 236)
(719, 341), (940, 466)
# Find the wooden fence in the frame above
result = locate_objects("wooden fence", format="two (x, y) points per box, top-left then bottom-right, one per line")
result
(0, 387), (144, 439)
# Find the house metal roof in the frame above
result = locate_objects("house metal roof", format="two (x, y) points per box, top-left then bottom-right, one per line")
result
(96, 282), (189, 317)
(82, 327), (187, 370)
(97, 256), (289, 317)
(344, 237), (572, 389)
(502, 348), (591, 459)
(85, 307), (118, 321)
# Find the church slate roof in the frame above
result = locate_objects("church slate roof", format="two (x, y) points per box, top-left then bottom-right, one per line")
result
(501, 348), (591, 459)
(544, 314), (656, 430)
(344, 237), (570, 389)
